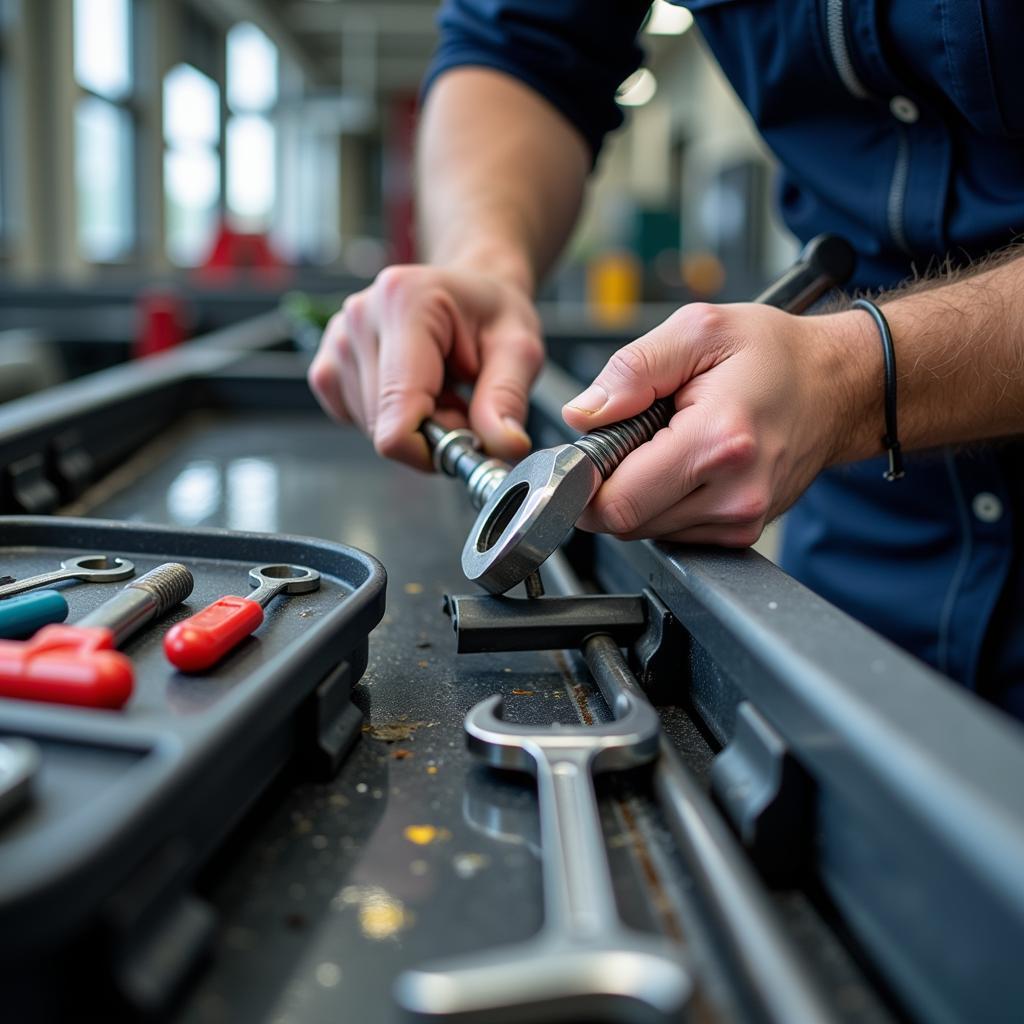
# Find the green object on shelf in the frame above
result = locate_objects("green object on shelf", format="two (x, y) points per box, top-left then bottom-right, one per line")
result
(281, 291), (344, 352)
(281, 291), (339, 331)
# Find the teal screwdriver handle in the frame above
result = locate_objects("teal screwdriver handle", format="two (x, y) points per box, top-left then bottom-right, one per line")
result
(0, 590), (69, 639)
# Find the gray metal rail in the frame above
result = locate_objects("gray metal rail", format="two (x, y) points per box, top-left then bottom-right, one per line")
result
(542, 550), (841, 1024)
(0, 313), (294, 515)
(530, 361), (1024, 1024)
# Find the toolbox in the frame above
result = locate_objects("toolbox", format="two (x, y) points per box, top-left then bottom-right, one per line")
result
(0, 516), (385, 1018)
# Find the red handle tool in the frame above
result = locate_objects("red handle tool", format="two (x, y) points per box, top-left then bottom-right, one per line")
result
(0, 625), (133, 709)
(164, 564), (321, 673)
(164, 596), (265, 672)
(0, 562), (193, 710)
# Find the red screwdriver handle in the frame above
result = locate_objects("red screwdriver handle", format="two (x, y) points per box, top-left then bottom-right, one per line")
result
(163, 595), (265, 672)
(0, 624), (134, 709)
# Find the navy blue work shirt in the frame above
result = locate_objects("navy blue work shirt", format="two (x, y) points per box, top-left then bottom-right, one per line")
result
(423, 1), (1024, 715)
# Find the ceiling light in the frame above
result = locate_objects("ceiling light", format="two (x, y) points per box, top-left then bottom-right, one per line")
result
(645, 2), (694, 35)
(617, 68), (657, 107)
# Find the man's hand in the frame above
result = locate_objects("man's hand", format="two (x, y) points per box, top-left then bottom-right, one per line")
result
(309, 68), (590, 470)
(562, 302), (879, 546)
(308, 265), (544, 470)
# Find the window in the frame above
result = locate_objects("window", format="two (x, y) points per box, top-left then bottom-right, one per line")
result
(227, 21), (277, 113)
(227, 115), (274, 221)
(225, 22), (277, 227)
(73, 0), (136, 261)
(75, 98), (133, 262)
(163, 63), (220, 266)
(74, 0), (132, 100)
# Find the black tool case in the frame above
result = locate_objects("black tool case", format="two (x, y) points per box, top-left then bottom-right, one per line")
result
(0, 516), (385, 1019)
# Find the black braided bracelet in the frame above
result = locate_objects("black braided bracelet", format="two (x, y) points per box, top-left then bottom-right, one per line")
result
(851, 297), (905, 481)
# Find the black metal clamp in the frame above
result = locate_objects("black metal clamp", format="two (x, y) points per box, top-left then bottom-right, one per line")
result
(442, 587), (687, 695)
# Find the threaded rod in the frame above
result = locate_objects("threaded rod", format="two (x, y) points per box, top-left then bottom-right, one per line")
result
(79, 562), (194, 646)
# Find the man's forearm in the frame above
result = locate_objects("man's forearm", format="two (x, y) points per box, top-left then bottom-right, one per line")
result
(416, 67), (591, 294)
(821, 249), (1024, 464)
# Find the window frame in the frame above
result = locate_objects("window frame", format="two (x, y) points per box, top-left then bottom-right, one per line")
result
(159, 5), (228, 268)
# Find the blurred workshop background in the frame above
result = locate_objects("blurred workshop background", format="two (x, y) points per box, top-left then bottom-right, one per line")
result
(0, 0), (800, 384)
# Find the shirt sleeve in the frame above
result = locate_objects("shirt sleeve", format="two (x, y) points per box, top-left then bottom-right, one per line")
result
(421, 0), (651, 162)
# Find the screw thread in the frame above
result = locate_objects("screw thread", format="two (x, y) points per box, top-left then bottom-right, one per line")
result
(466, 461), (509, 509)
(573, 398), (674, 478)
(431, 428), (478, 477)
(127, 562), (194, 616)
(422, 420), (513, 509)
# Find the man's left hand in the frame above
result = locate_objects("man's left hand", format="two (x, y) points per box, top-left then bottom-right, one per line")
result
(562, 302), (877, 546)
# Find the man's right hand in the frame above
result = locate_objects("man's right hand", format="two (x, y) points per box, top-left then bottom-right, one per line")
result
(307, 264), (544, 471)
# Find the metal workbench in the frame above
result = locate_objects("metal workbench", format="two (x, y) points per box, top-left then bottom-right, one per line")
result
(0, 317), (1022, 1023)
(52, 360), (818, 1023)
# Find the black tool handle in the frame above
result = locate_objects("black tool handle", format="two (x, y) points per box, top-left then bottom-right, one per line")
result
(754, 233), (856, 312)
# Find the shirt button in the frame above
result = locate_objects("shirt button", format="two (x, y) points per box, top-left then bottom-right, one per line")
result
(972, 492), (1003, 524)
(889, 95), (919, 123)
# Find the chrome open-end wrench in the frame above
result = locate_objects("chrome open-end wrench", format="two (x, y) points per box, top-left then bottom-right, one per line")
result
(395, 684), (691, 1022)
(164, 564), (321, 671)
(0, 555), (135, 599)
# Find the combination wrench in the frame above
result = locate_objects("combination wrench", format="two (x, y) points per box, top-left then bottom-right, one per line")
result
(395, 675), (692, 1022)
(0, 555), (135, 599)
(164, 563), (321, 671)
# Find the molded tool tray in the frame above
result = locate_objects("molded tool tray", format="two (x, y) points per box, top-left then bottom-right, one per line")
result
(0, 515), (386, 957)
